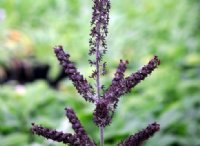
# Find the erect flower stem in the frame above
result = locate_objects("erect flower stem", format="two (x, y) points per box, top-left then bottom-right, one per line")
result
(96, 16), (105, 146)
(100, 126), (104, 146)
(96, 23), (101, 98)
(93, 0), (104, 145)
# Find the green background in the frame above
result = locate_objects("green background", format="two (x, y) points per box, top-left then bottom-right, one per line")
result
(0, 0), (200, 146)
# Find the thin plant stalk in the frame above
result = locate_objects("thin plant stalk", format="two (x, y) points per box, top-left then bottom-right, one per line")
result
(95, 23), (101, 98)
(100, 126), (104, 146)
(94, 2), (104, 144)
(95, 20), (105, 146)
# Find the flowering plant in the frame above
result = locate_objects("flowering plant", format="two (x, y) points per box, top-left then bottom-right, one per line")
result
(31, 0), (160, 145)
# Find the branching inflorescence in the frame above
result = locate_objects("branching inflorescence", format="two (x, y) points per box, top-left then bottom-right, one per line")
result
(31, 0), (160, 145)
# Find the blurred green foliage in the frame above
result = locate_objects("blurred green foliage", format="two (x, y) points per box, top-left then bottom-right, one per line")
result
(0, 0), (200, 146)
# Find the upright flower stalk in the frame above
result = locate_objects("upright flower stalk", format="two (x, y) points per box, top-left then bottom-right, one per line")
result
(31, 0), (161, 145)
(89, 1), (111, 145)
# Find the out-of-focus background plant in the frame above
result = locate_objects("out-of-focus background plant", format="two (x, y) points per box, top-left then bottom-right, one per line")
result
(0, 0), (199, 146)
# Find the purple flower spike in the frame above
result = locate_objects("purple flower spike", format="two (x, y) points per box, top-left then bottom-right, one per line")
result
(54, 45), (95, 102)
(93, 56), (160, 127)
(105, 60), (129, 98)
(112, 60), (129, 83)
(89, 0), (111, 78)
(65, 107), (96, 146)
(31, 123), (80, 146)
(90, 0), (111, 54)
(32, 0), (161, 145)
(105, 56), (160, 106)
(117, 122), (160, 146)
(124, 56), (160, 91)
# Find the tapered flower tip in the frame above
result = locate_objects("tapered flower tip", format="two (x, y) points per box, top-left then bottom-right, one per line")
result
(117, 122), (160, 146)
(54, 45), (70, 58)
(65, 107), (71, 111)
(120, 59), (129, 64)
(31, 123), (44, 134)
(31, 123), (41, 134)
(152, 55), (160, 65)
(150, 122), (160, 131)
(65, 107), (77, 115)
(31, 123), (36, 132)
(54, 45), (63, 52)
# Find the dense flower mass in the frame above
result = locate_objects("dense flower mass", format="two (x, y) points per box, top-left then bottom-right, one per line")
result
(93, 56), (160, 127)
(31, 123), (80, 146)
(105, 56), (160, 103)
(65, 108), (96, 146)
(32, 107), (96, 146)
(54, 45), (95, 103)
(117, 123), (160, 146)
(89, 0), (111, 79)
(93, 99), (112, 127)
(89, 0), (111, 56)
(32, 0), (160, 145)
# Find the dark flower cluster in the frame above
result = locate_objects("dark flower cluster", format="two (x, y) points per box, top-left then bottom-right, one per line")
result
(90, 0), (110, 54)
(89, 0), (111, 78)
(93, 56), (160, 127)
(65, 108), (96, 145)
(31, 0), (161, 145)
(117, 123), (160, 146)
(93, 98), (112, 127)
(32, 123), (80, 146)
(54, 45), (95, 103)
(32, 108), (96, 146)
